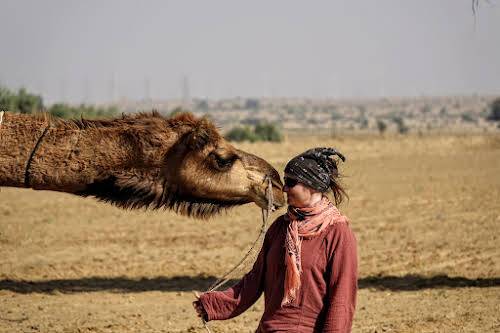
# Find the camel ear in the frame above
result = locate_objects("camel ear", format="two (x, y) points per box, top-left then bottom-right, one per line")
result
(188, 117), (217, 150)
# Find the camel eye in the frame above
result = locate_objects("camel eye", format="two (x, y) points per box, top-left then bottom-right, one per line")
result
(212, 153), (234, 169)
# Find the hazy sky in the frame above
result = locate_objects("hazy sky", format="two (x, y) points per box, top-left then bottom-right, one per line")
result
(0, 0), (499, 104)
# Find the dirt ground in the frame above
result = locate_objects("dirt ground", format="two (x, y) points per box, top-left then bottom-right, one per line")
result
(1, 133), (499, 333)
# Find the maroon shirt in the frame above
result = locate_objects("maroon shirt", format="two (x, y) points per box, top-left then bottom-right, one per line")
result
(200, 215), (357, 332)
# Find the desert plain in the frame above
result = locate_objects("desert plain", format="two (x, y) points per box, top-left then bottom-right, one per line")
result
(1, 132), (499, 332)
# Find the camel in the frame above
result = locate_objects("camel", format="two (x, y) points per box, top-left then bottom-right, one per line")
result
(0, 110), (285, 218)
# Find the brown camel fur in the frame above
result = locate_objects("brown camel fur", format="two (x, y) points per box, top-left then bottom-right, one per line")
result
(0, 111), (285, 218)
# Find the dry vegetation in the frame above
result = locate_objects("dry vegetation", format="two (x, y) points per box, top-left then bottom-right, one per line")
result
(120, 95), (499, 134)
(1, 133), (499, 332)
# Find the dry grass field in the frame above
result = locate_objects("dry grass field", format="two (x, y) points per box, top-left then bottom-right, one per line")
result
(1, 133), (499, 333)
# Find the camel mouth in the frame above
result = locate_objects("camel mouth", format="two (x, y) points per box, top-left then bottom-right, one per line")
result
(253, 184), (285, 212)
(271, 184), (286, 209)
(271, 198), (284, 210)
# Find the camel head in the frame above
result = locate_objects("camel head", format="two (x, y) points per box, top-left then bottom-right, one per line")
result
(157, 113), (285, 217)
(81, 112), (285, 218)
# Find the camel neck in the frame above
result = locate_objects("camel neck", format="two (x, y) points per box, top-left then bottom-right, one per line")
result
(24, 124), (51, 188)
(0, 116), (140, 191)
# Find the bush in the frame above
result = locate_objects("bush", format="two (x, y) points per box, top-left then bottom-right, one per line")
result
(421, 104), (431, 114)
(225, 123), (283, 143)
(0, 86), (43, 114)
(167, 107), (185, 118)
(225, 126), (257, 142)
(0, 86), (118, 120)
(0, 87), (17, 111)
(17, 88), (43, 114)
(48, 103), (119, 120)
(358, 117), (369, 129)
(254, 123), (283, 142)
(487, 97), (500, 122)
(49, 103), (72, 119)
(241, 117), (261, 126)
(244, 98), (259, 110)
(392, 116), (409, 134)
(196, 100), (209, 111)
(377, 120), (387, 135)
(461, 111), (476, 123)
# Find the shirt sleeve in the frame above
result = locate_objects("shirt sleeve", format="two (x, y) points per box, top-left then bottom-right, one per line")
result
(323, 223), (358, 333)
(199, 220), (276, 321)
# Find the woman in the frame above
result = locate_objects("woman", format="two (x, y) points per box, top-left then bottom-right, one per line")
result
(193, 147), (357, 332)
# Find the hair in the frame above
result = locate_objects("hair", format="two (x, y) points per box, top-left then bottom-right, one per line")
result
(324, 158), (348, 206)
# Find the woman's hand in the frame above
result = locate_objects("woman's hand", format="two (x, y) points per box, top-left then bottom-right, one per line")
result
(192, 291), (208, 321)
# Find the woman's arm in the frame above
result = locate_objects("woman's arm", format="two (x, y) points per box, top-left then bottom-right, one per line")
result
(197, 219), (279, 321)
(323, 224), (358, 333)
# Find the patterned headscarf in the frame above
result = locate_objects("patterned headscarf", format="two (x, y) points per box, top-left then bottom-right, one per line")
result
(284, 147), (345, 192)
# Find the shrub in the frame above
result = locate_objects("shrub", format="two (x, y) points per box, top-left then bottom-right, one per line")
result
(0, 86), (43, 114)
(254, 123), (283, 142)
(358, 117), (369, 129)
(49, 103), (73, 119)
(0, 86), (118, 120)
(244, 98), (259, 110)
(331, 112), (343, 121)
(487, 97), (500, 122)
(392, 116), (409, 134)
(196, 100), (209, 111)
(421, 104), (431, 114)
(167, 107), (185, 118)
(225, 126), (257, 142)
(461, 111), (476, 122)
(241, 117), (261, 126)
(377, 120), (387, 135)
(225, 123), (283, 143)
(17, 88), (43, 114)
(0, 87), (17, 111)
(48, 103), (119, 120)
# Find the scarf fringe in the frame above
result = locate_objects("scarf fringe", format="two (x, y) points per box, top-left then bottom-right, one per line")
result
(282, 197), (348, 306)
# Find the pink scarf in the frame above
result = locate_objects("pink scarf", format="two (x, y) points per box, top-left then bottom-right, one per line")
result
(282, 196), (349, 306)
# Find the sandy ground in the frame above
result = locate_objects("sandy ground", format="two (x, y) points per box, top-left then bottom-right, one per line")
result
(1, 133), (499, 332)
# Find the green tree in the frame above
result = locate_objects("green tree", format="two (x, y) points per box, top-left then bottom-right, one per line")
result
(0, 87), (16, 111)
(16, 88), (43, 114)
(0, 86), (43, 114)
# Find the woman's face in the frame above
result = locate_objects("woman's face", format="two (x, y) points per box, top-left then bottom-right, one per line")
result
(283, 173), (322, 208)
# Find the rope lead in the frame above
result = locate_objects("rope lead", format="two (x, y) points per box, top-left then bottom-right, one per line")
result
(198, 176), (275, 333)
